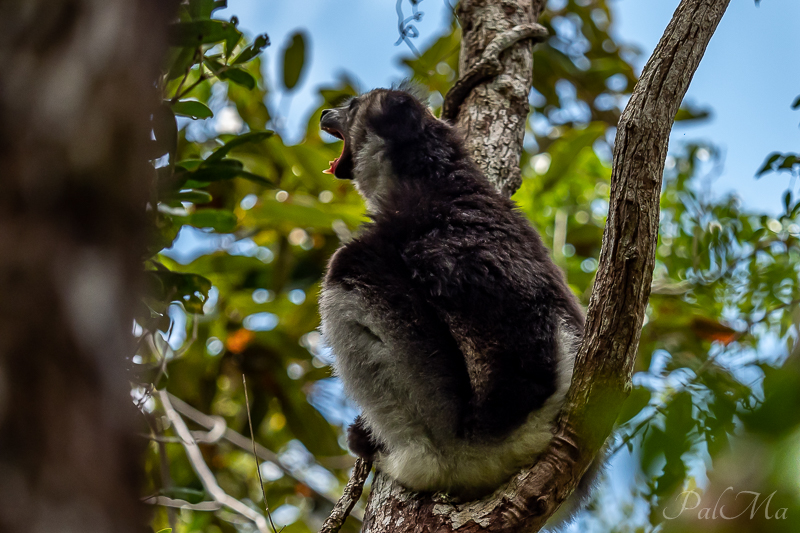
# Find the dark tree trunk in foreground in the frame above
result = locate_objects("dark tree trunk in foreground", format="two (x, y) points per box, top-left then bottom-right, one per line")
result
(357, 0), (731, 531)
(0, 1), (174, 531)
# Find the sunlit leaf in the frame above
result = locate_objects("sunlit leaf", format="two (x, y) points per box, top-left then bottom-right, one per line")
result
(233, 33), (270, 64)
(171, 100), (213, 119)
(224, 17), (242, 59)
(162, 189), (213, 207)
(188, 160), (273, 187)
(206, 131), (274, 162)
(180, 209), (238, 233)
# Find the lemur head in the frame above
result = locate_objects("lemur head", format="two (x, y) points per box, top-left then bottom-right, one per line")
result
(320, 87), (443, 211)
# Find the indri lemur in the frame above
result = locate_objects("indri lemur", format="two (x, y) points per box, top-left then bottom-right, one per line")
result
(319, 87), (587, 500)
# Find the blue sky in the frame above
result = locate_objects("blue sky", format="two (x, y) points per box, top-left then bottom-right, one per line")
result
(219, 0), (800, 214)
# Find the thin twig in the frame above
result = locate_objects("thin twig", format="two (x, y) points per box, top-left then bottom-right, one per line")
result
(441, 23), (548, 121)
(159, 390), (270, 533)
(171, 48), (201, 103)
(243, 374), (282, 533)
(319, 457), (373, 533)
(143, 495), (222, 511)
(174, 70), (209, 102)
(166, 392), (352, 517)
(136, 331), (172, 410)
(143, 411), (178, 531)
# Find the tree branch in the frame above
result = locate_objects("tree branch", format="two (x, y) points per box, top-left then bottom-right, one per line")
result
(358, 0), (731, 531)
(319, 458), (373, 533)
(167, 392), (349, 516)
(143, 495), (223, 511)
(159, 390), (271, 533)
(452, 0), (546, 196)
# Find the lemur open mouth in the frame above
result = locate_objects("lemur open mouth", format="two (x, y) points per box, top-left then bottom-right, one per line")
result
(321, 126), (345, 175)
(320, 108), (354, 180)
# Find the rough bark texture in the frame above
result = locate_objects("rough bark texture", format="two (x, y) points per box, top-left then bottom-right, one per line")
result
(0, 1), (175, 532)
(358, 0), (730, 531)
(320, 457), (373, 533)
(453, 0), (542, 197)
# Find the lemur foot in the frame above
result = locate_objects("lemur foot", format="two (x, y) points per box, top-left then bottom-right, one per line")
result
(347, 415), (385, 460)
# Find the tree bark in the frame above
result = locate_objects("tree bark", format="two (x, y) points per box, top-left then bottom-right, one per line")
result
(358, 0), (730, 531)
(453, 0), (545, 197)
(0, 1), (176, 532)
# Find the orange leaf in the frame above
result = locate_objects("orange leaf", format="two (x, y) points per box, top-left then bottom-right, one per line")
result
(226, 328), (255, 354)
(690, 316), (738, 345)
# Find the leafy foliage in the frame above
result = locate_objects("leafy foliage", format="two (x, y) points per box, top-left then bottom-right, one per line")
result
(134, 2), (800, 532)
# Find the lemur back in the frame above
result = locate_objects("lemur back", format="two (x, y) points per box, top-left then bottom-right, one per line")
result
(319, 87), (585, 498)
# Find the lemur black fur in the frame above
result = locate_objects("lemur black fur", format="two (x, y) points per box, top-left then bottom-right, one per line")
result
(319, 88), (587, 500)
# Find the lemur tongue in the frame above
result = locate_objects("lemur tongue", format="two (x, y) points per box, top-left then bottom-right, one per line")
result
(323, 156), (339, 175)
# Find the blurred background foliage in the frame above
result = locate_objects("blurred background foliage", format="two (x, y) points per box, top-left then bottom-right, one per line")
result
(136, 1), (800, 532)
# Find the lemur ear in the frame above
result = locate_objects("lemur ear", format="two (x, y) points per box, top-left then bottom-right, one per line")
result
(371, 91), (424, 144)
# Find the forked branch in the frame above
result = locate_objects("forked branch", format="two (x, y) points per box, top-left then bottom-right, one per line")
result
(159, 390), (271, 533)
(355, 0), (732, 531)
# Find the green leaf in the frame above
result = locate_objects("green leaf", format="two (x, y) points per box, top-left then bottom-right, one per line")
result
(182, 209), (238, 233)
(743, 359), (800, 437)
(233, 33), (270, 65)
(169, 20), (233, 47)
(224, 17), (242, 59)
(189, 160), (273, 187)
(188, 0), (226, 20)
(166, 46), (198, 81)
(171, 100), (213, 119)
(206, 131), (274, 162)
(156, 529), (173, 533)
(204, 58), (257, 90)
(250, 198), (365, 230)
(778, 154), (798, 170)
(674, 104), (711, 123)
(222, 67), (256, 90)
(176, 159), (204, 171)
(756, 152), (782, 176)
(162, 189), (213, 207)
(159, 486), (207, 503)
(145, 271), (212, 314)
(616, 385), (651, 426)
(282, 32), (307, 90)
(540, 122), (606, 191)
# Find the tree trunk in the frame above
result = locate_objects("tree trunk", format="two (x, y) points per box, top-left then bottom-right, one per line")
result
(452, 0), (545, 197)
(0, 1), (175, 532)
(358, 0), (730, 531)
